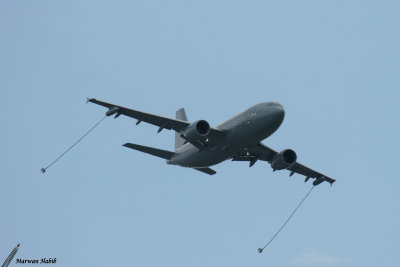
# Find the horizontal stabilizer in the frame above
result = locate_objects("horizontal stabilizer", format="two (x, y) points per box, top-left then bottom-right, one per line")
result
(123, 143), (174, 160)
(193, 167), (217, 175)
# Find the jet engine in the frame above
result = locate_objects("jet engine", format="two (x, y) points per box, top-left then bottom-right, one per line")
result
(183, 120), (210, 142)
(271, 149), (297, 170)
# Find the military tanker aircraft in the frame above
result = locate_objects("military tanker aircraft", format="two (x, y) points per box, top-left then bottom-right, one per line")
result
(88, 98), (335, 186)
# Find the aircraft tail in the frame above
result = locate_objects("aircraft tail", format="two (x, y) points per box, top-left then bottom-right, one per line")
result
(123, 143), (174, 160)
(175, 108), (188, 150)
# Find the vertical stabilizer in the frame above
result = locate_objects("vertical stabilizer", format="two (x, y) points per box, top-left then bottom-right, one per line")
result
(175, 108), (188, 150)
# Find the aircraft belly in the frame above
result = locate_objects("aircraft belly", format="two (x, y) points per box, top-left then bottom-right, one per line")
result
(172, 105), (283, 168)
(174, 130), (262, 168)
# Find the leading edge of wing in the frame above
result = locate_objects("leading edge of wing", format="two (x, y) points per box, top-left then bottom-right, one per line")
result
(288, 162), (336, 185)
(88, 98), (190, 132)
(236, 142), (335, 185)
(88, 98), (225, 136)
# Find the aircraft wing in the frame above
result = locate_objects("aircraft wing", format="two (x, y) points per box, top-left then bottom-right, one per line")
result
(88, 98), (224, 149)
(232, 142), (335, 186)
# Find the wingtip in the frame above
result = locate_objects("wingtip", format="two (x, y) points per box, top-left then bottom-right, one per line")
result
(86, 97), (96, 104)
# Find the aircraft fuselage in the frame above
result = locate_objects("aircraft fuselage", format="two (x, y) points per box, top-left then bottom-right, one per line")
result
(168, 102), (285, 168)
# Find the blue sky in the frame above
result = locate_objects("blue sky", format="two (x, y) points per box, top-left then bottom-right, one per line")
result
(1, 1), (399, 266)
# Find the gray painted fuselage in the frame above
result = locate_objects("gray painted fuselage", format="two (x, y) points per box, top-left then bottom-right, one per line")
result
(168, 102), (285, 168)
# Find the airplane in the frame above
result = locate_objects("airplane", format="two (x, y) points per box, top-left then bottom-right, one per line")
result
(88, 98), (335, 186)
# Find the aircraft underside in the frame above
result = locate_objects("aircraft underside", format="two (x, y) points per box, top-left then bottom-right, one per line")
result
(89, 98), (335, 185)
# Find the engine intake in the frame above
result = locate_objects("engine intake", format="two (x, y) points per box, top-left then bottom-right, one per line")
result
(183, 120), (210, 142)
(271, 149), (297, 170)
(195, 120), (210, 136)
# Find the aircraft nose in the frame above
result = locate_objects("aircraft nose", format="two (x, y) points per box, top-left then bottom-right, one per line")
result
(277, 103), (284, 116)
(273, 102), (283, 109)
(269, 102), (285, 126)
(270, 102), (284, 115)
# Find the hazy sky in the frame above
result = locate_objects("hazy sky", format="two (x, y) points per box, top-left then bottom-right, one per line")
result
(1, 1), (399, 266)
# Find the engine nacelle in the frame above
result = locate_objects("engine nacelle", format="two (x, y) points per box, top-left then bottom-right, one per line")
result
(271, 149), (297, 170)
(183, 120), (210, 141)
